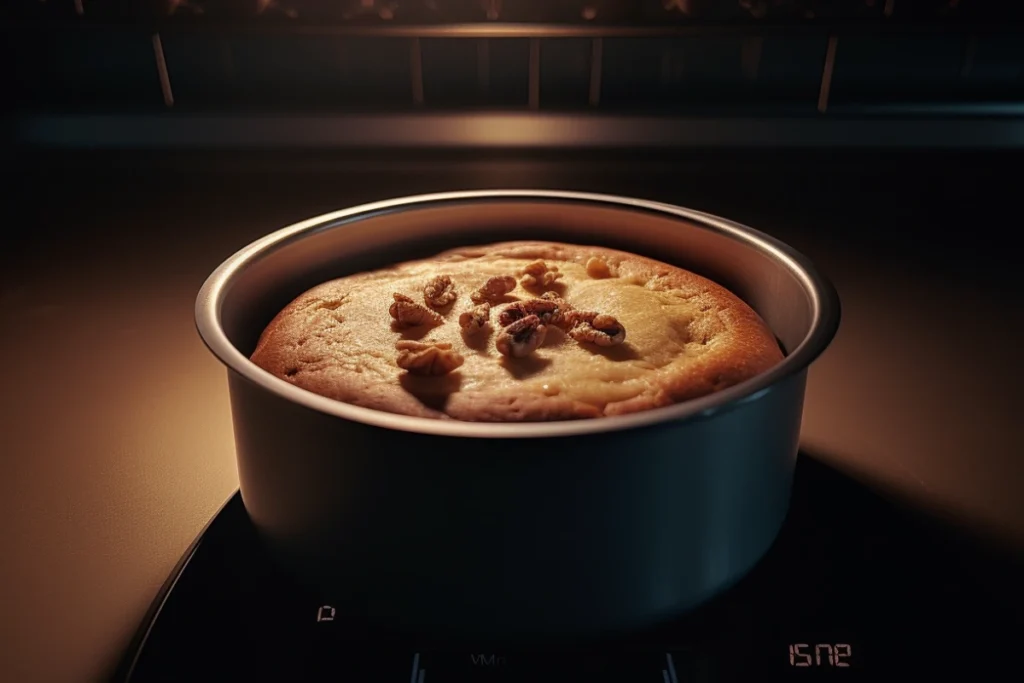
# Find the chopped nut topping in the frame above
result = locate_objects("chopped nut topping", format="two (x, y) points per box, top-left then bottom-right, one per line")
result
(568, 311), (626, 347)
(389, 292), (444, 328)
(458, 302), (491, 333)
(520, 260), (562, 289)
(470, 275), (517, 303)
(496, 315), (547, 358)
(423, 274), (457, 309)
(538, 292), (578, 328)
(585, 256), (612, 279)
(395, 340), (465, 376)
(498, 298), (568, 327)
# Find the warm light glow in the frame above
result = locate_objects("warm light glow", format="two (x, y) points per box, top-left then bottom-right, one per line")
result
(1, 278), (238, 683)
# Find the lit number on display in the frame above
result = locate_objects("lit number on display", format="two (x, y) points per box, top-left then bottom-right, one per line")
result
(789, 644), (852, 667)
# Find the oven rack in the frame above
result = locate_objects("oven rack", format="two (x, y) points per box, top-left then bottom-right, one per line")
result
(5, 3), (1024, 148)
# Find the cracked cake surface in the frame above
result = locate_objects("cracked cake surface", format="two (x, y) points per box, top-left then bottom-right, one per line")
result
(249, 241), (784, 421)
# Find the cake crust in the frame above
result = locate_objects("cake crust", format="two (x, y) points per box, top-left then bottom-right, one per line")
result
(249, 241), (784, 422)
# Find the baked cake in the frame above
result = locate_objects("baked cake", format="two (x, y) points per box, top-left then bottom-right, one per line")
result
(249, 241), (784, 421)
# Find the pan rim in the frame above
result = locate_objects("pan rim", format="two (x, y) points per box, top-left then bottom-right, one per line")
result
(195, 189), (840, 439)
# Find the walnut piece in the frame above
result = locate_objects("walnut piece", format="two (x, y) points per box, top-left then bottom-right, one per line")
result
(496, 315), (547, 358)
(458, 302), (491, 333)
(568, 311), (626, 347)
(395, 340), (465, 376)
(389, 293), (444, 328)
(498, 298), (568, 327)
(520, 260), (562, 289)
(423, 274), (457, 309)
(586, 256), (612, 279)
(470, 275), (517, 303)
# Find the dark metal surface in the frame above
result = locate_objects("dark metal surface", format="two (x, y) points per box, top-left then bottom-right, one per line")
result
(13, 112), (1024, 149)
(196, 192), (838, 637)
(117, 453), (1023, 682)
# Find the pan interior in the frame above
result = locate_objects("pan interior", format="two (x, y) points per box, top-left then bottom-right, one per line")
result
(215, 198), (817, 360)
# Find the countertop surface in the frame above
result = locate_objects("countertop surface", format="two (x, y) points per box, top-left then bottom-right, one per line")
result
(2, 150), (1022, 683)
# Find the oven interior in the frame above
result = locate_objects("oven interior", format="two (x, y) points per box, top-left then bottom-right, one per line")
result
(4, 3), (1024, 683)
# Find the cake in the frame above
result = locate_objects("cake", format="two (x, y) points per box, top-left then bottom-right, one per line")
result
(249, 241), (784, 421)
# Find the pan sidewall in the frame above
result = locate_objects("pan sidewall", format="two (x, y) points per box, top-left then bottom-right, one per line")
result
(227, 368), (807, 638)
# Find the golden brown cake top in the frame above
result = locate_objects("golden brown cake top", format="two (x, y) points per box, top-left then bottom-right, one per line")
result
(250, 241), (784, 422)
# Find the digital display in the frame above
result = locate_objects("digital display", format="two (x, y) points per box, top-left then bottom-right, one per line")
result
(789, 644), (853, 667)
